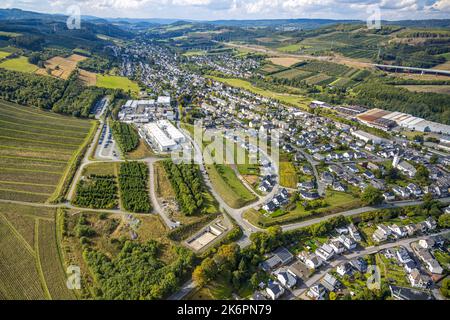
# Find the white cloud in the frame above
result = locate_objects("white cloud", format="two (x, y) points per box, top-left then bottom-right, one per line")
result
(1, 0), (448, 19)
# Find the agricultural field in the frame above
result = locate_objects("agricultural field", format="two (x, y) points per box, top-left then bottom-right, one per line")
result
(304, 73), (335, 86)
(35, 54), (87, 80)
(0, 100), (95, 203)
(0, 50), (11, 59)
(118, 162), (152, 213)
(268, 56), (304, 67)
(0, 56), (38, 73)
(397, 85), (450, 95)
(272, 68), (312, 80)
(96, 74), (140, 95)
(208, 76), (311, 110)
(0, 203), (75, 300)
(277, 43), (311, 53)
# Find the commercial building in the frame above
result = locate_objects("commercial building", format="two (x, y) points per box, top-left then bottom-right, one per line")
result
(157, 120), (185, 143)
(144, 123), (177, 152)
(351, 130), (386, 144)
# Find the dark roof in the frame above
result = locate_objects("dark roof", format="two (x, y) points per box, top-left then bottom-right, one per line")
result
(260, 255), (282, 271)
(273, 247), (294, 264)
(267, 281), (282, 295)
(390, 285), (434, 301)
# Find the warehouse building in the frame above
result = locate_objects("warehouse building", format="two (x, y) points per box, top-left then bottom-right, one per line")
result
(351, 130), (386, 144)
(157, 120), (185, 143)
(144, 123), (177, 152)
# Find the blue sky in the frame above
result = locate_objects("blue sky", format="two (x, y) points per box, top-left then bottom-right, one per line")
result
(1, 0), (450, 20)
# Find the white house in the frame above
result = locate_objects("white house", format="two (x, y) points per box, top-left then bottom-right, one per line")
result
(315, 244), (335, 261)
(266, 281), (285, 300)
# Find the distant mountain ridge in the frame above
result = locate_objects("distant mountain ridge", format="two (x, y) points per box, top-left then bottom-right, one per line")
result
(0, 8), (449, 29)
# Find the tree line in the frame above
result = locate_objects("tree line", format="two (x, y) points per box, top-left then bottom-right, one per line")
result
(162, 161), (205, 216)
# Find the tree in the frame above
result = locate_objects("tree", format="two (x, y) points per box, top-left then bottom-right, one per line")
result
(415, 165), (430, 184)
(438, 213), (450, 228)
(361, 186), (383, 206)
(430, 154), (439, 164)
(192, 257), (217, 287)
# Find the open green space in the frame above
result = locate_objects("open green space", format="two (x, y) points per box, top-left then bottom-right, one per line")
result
(0, 56), (38, 73)
(96, 74), (139, 95)
(208, 76), (311, 110)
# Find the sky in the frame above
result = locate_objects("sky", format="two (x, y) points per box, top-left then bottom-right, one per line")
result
(1, 0), (450, 21)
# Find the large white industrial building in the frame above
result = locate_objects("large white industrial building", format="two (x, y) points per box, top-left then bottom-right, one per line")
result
(144, 121), (184, 152)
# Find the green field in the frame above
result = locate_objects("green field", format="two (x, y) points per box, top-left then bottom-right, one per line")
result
(0, 203), (76, 300)
(206, 163), (257, 209)
(183, 50), (207, 57)
(278, 43), (311, 53)
(96, 75), (140, 95)
(279, 161), (298, 188)
(0, 100), (95, 203)
(0, 56), (38, 73)
(0, 50), (11, 59)
(208, 76), (311, 110)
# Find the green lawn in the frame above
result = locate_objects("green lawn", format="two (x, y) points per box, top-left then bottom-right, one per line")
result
(96, 75), (139, 95)
(208, 76), (311, 110)
(0, 56), (38, 73)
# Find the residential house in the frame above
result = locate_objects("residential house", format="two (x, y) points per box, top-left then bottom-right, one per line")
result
(338, 235), (357, 250)
(348, 224), (362, 242)
(389, 224), (407, 238)
(396, 247), (413, 264)
(383, 192), (395, 201)
(337, 263), (353, 277)
(276, 269), (297, 289)
(298, 252), (322, 270)
(266, 281), (285, 300)
(419, 238), (435, 249)
(307, 284), (327, 300)
(408, 269), (429, 289)
(425, 217), (437, 230)
(389, 285), (434, 300)
(315, 244), (335, 261)
(350, 257), (368, 273)
(272, 247), (294, 265)
(320, 273), (341, 292)
(372, 225), (391, 243)
(330, 240), (346, 254)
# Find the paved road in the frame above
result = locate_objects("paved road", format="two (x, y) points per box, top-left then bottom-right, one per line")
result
(290, 230), (450, 299)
